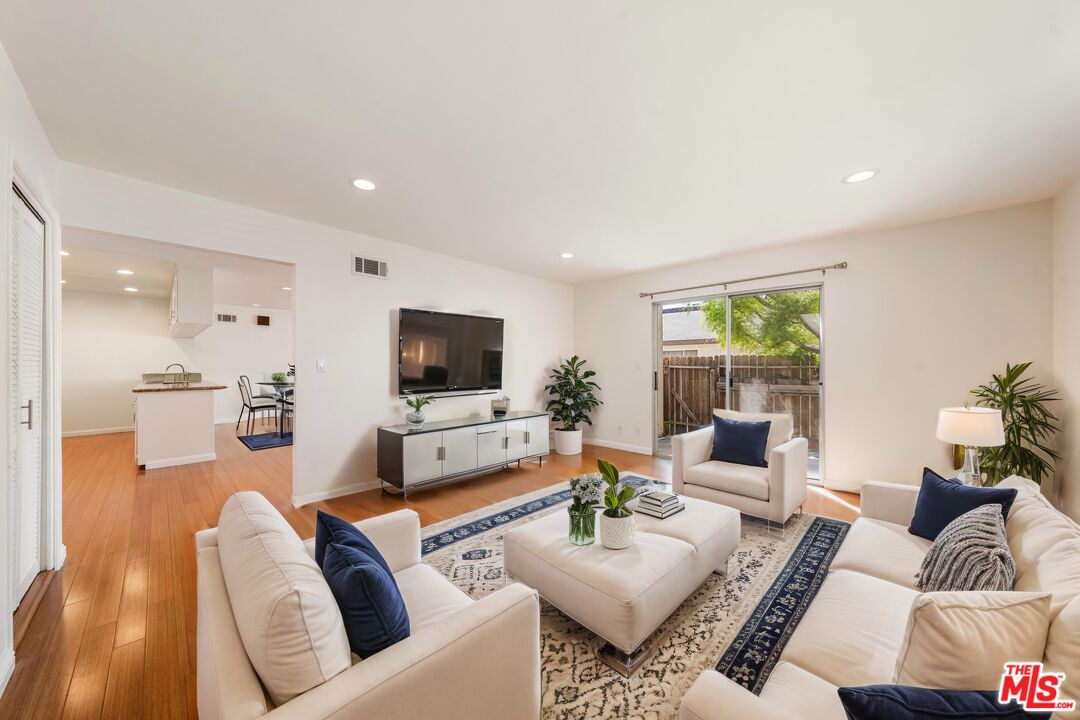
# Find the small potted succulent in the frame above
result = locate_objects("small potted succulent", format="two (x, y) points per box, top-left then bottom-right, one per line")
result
(271, 372), (287, 383)
(597, 459), (636, 549)
(568, 472), (603, 545)
(404, 394), (434, 427)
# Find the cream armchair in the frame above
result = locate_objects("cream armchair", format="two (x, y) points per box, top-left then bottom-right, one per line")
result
(196, 505), (542, 720)
(671, 409), (808, 525)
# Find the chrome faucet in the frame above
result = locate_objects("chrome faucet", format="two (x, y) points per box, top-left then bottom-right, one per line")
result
(164, 363), (187, 384)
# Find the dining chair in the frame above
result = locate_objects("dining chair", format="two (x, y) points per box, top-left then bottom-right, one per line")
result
(241, 375), (278, 402)
(237, 378), (278, 435)
(279, 397), (294, 436)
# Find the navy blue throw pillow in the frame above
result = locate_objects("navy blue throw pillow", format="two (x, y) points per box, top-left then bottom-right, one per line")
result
(710, 415), (771, 468)
(321, 541), (410, 657)
(314, 510), (393, 578)
(838, 685), (1051, 719)
(908, 468), (1018, 541)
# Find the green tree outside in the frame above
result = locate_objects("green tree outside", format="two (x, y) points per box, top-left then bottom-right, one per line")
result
(700, 290), (821, 365)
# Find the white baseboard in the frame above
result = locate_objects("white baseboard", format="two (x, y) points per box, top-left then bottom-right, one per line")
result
(583, 438), (654, 456)
(62, 426), (133, 437)
(0, 646), (15, 698)
(143, 452), (217, 470)
(821, 478), (863, 494)
(292, 480), (381, 508)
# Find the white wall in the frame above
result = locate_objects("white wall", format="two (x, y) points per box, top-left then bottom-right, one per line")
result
(60, 293), (294, 434)
(575, 202), (1054, 493)
(59, 161), (575, 504)
(1053, 175), (1080, 521)
(0, 42), (61, 695)
(192, 304), (294, 424)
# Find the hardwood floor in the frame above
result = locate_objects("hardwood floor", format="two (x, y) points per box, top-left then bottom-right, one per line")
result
(0, 424), (859, 719)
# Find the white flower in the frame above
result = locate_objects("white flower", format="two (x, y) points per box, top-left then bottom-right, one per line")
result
(570, 473), (603, 505)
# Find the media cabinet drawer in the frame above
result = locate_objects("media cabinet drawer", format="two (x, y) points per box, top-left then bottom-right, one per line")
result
(477, 424), (507, 467)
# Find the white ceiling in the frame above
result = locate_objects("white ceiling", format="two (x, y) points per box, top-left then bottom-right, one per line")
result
(63, 227), (296, 309)
(62, 248), (174, 298)
(4, 2), (1080, 283)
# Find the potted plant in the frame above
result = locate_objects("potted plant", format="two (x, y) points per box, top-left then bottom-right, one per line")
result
(971, 362), (1060, 486)
(404, 394), (434, 428)
(544, 355), (602, 455)
(271, 372), (286, 383)
(597, 459), (635, 549)
(568, 472), (603, 545)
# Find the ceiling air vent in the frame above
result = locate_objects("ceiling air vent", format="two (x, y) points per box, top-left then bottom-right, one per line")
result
(352, 255), (389, 279)
(216, 313), (237, 323)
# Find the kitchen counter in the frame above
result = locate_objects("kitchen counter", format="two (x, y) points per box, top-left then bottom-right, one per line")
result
(132, 382), (227, 393)
(132, 381), (225, 468)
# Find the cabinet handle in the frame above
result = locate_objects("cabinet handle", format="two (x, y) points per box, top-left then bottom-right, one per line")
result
(501, 437), (508, 449)
(20, 400), (32, 430)
(524, 431), (530, 444)
(436, 446), (445, 461)
(477, 429), (497, 435)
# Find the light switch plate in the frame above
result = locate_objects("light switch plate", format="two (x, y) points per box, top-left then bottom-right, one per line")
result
(316, 359), (327, 373)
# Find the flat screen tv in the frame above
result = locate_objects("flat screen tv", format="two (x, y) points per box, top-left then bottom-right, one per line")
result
(398, 309), (504, 396)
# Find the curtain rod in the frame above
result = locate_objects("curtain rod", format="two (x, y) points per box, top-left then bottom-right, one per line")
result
(638, 262), (848, 299)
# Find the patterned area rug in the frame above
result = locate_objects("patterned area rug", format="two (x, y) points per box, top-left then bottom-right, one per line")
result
(421, 481), (849, 719)
(715, 516), (849, 694)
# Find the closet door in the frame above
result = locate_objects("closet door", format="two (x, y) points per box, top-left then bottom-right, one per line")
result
(10, 185), (45, 605)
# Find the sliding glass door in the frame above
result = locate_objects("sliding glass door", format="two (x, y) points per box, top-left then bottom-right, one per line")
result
(654, 285), (823, 481)
(654, 298), (728, 458)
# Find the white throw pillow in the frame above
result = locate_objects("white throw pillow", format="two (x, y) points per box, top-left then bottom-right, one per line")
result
(893, 591), (1050, 690)
(217, 492), (350, 705)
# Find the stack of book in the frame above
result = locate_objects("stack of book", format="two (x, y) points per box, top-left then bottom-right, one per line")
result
(635, 490), (685, 519)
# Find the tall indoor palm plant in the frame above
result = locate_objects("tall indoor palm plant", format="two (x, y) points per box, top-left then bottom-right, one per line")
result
(971, 362), (1060, 486)
(544, 355), (602, 455)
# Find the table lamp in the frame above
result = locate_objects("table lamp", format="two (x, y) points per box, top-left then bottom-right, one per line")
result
(936, 407), (1006, 486)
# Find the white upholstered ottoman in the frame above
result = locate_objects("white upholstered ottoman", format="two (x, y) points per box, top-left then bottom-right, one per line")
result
(504, 496), (740, 675)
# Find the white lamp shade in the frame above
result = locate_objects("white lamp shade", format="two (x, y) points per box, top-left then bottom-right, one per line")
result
(936, 407), (1006, 447)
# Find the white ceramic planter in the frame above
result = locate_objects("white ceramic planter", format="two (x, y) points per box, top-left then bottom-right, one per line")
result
(599, 513), (635, 550)
(553, 428), (583, 455)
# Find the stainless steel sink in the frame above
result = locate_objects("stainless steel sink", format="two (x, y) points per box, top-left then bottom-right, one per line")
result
(142, 371), (203, 385)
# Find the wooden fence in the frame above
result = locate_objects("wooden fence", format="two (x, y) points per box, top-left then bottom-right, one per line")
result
(660, 354), (820, 452)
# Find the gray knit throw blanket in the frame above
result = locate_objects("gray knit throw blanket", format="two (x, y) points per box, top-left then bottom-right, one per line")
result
(916, 503), (1015, 592)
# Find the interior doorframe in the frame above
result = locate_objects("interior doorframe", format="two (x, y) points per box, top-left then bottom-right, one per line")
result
(6, 157), (65, 604)
(651, 280), (826, 484)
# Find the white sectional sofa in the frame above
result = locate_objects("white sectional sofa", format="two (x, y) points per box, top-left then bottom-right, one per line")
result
(196, 496), (542, 720)
(680, 476), (1080, 719)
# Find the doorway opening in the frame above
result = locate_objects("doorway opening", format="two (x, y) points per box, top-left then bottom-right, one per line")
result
(654, 285), (823, 482)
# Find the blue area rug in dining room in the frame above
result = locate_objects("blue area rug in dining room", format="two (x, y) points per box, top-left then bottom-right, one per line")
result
(715, 516), (849, 694)
(237, 432), (293, 450)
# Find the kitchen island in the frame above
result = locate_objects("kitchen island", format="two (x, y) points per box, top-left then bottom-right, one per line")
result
(132, 382), (226, 469)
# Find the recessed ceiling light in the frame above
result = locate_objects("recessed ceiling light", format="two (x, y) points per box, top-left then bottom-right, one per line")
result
(350, 178), (376, 191)
(252, 303), (261, 307)
(116, 268), (134, 275)
(124, 287), (139, 293)
(281, 286), (292, 291)
(841, 169), (878, 184)
(560, 252), (574, 259)
(61, 279), (66, 284)
(60, 250), (70, 257)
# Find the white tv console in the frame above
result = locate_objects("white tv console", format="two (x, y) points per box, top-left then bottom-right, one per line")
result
(377, 410), (550, 497)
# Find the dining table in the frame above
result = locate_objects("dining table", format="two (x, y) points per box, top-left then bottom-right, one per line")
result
(257, 381), (294, 437)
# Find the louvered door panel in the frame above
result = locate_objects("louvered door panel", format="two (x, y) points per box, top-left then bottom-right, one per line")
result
(10, 186), (45, 605)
